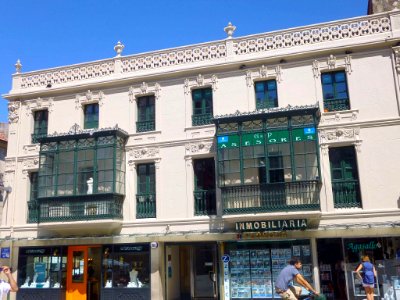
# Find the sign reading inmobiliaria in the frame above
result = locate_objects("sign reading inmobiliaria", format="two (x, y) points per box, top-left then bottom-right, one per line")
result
(235, 219), (307, 232)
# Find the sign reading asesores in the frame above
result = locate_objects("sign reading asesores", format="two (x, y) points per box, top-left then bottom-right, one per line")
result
(217, 127), (316, 149)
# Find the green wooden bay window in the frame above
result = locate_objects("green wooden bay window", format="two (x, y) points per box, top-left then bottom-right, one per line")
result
(34, 127), (128, 222)
(214, 106), (321, 214)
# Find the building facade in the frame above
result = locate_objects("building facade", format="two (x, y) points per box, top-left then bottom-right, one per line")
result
(2, 8), (400, 300)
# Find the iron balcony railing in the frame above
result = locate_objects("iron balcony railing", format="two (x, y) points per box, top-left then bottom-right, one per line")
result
(192, 113), (213, 126)
(136, 192), (156, 218)
(323, 98), (350, 112)
(221, 180), (320, 214)
(136, 120), (155, 132)
(194, 189), (216, 216)
(28, 194), (124, 223)
(332, 179), (361, 208)
(31, 133), (48, 144)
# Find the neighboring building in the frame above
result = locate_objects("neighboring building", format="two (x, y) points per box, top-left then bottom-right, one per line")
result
(0, 123), (8, 225)
(2, 8), (400, 300)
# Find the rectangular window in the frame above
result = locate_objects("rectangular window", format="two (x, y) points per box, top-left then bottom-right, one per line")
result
(329, 146), (361, 208)
(255, 80), (278, 110)
(193, 158), (216, 216)
(84, 103), (99, 129)
(321, 71), (350, 112)
(136, 163), (156, 218)
(28, 172), (39, 223)
(192, 88), (213, 126)
(136, 95), (155, 132)
(32, 110), (48, 143)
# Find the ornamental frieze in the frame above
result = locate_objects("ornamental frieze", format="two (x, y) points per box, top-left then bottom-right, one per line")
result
(319, 127), (362, 155)
(23, 144), (40, 155)
(5, 159), (16, 173)
(185, 142), (214, 155)
(319, 110), (358, 124)
(128, 147), (160, 160)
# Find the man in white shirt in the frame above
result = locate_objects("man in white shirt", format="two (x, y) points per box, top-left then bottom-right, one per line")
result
(0, 266), (18, 299)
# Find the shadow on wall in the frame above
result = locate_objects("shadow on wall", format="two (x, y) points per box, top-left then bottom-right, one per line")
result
(397, 196), (400, 208)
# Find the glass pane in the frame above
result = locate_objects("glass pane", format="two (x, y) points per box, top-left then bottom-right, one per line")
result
(72, 251), (85, 283)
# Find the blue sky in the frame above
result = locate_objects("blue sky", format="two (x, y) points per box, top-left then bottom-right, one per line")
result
(0, 0), (368, 123)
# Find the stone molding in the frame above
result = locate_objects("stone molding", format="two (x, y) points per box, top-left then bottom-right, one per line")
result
(320, 109), (358, 125)
(75, 90), (104, 109)
(319, 127), (362, 155)
(185, 141), (214, 156)
(184, 74), (218, 95)
(128, 82), (161, 103)
(127, 147), (161, 169)
(246, 65), (282, 87)
(23, 144), (40, 155)
(313, 54), (352, 78)
(24, 97), (54, 116)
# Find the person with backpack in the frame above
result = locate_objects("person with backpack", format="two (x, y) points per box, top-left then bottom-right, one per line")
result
(355, 255), (377, 300)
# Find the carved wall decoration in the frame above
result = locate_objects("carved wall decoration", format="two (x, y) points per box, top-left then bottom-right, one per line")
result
(246, 65), (282, 87)
(75, 90), (104, 109)
(127, 147), (161, 170)
(21, 158), (39, 175)
(185, 141), (214, 155)
(5, 159), (16, 173)
(319, 127), (362, 155)
(8, 101), (20, 124)
(393, 46), (400, 73)
(128, 82), (161, 103)
(23, 144), (40, 155)
(24, 97), (54, 116)
(184, 74), (218, 95)
(319, 110), (358, 124)
(313, 54), (352, 78)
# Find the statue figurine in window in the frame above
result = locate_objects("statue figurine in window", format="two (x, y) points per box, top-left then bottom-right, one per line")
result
(87, 177), (93, 194)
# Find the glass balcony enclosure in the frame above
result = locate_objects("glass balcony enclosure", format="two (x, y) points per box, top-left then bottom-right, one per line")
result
(31, 125), (128, 223)
(214, 104), (321, 214)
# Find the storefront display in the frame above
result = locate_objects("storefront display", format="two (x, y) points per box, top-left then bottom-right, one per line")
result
(102, 244), (150, 289)
(226, 240), (312, 299)
(18, 246), (67, 289)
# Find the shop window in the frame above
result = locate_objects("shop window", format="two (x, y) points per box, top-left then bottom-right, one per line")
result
(329, 146), (361, 208)
(255, 80), (278, 110)
(32, 110), (48, 143)
(102, 244), (150, 289)
(226, 240), (312, 299)
(193, 158), (216, 216)
(321, 71), (350, 112)
(18, 247), (67, 289)
(136, 163), (156, 218)
(192, 88), (213, 126)
(136, 95), (155, 132)
(84, 103), (99, 129)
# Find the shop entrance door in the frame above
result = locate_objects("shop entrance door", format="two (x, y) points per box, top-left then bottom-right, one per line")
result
(66, 246), (101, 300)
(169, 243), (218, 300)
(192, 244), (218, 299)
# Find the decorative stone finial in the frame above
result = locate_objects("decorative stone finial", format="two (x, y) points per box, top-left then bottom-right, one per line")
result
(114, 41), (125, 57)
(224, 22), (236, 39)
(15, 59), (22, 73)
